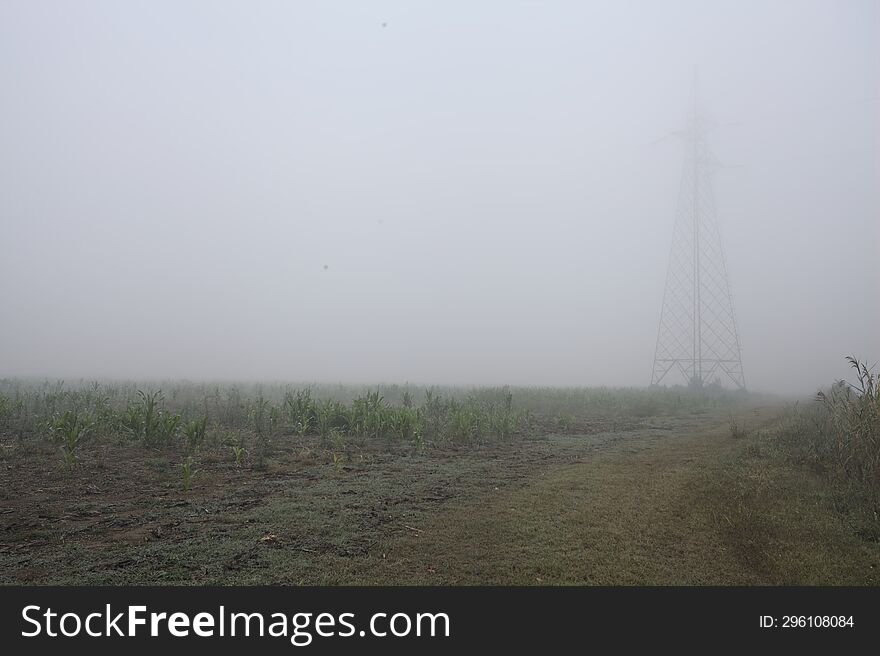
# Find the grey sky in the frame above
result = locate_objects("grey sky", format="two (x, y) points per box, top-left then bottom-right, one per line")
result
(1, 0), (877, 393)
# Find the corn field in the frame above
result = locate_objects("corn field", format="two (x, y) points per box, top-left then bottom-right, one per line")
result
(0, 379), (756, 461)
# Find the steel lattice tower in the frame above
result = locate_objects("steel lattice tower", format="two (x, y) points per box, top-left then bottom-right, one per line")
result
(651, 86), (745, 389)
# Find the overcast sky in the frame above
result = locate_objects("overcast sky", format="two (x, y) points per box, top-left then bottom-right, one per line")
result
(0, 0), (877, 393)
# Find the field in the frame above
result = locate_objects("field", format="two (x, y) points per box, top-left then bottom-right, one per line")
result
(1, 379), (877, 585)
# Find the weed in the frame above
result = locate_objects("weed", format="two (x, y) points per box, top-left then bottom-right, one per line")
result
(146, 457), (170, 473)
(729, 415), (749, 439)
(555, 415), (573, 433)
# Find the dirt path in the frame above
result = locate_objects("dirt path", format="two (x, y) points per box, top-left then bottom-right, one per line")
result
(347, 407), (878, 584)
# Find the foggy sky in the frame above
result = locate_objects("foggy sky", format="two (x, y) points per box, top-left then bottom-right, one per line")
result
(1, 0), (877, 394)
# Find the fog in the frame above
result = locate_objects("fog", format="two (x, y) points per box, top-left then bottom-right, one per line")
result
(0, 1), (877, 393)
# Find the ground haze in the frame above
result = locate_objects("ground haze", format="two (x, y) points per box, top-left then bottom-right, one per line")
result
(1, 1), (878, 393)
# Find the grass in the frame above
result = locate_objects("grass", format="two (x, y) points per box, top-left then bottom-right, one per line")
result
(698, 426), (877, 584)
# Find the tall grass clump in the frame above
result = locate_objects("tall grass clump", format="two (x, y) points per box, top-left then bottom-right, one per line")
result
(814, 357), (880, 505)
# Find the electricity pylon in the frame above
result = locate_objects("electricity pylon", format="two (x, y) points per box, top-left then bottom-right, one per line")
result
(651, 84), (745, 389)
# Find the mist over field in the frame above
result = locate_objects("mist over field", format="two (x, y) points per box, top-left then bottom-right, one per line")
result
(0, 0), (877, 393)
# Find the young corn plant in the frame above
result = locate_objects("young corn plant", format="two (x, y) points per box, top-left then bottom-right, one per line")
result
(347, 401), (366, 438)
(0, 394), (12, 428)
(413, 428), (426, 452)
(181, 459), (199, 492)
(231, 445), (246, 467)
(520, 409), (536, 436)
(89, 392), (114, 439)
(251, 396), (270, 469)
(138, 390), (162, 444)
(157, 411), (182, 446)
(389, 407), (419, 441)
(490, 409), (515, 440)
(269, 404), (281, 437)
(120, 404), (143, 440)
(501, 385), (513, 413)
(446, 403), (485, 443)
(125, 390), (175, 446)
(50, 410), (93, 468)
(223, 387), (247, 428)
(183, 417), (208, 452)
(422, 389), (446, 442)
(285, 388), (315, 435)
(316, 400), (337, 442)
(330, 428), (346, 451)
